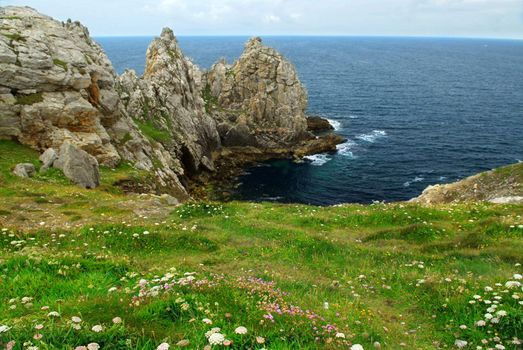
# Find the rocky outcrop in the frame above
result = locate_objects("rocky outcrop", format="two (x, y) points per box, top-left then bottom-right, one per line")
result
(307, 116), (334, 133)
(0, 7), (193, 197)
(53, 142), (100, 188)
(204, 37), (309, 149)
(118, 28), (220, 180)
(0, 6), (343, 200)
(412, 162), (523, 205)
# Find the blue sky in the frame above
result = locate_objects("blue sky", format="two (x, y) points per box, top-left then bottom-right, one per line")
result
(2, 0), (523, 38)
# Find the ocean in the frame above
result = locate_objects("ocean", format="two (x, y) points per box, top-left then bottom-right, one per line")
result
(97, 36), (523, 205)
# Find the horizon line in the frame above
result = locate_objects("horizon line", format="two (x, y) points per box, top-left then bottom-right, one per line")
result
(92, 34), (523, 41)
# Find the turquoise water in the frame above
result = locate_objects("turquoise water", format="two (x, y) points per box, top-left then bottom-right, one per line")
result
(97, 36), (523, 205)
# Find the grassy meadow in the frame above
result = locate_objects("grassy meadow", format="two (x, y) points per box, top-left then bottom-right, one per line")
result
(0, 140), (522, 349)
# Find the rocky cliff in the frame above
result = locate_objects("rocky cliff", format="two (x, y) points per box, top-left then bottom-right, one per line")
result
(0, 6), (342, 201)
(204, 37), (309, 148)
(0, 6), (193, 197)
(412, 162), (523, 205)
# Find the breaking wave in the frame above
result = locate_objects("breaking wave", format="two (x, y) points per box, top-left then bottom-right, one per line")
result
(304, 154), (332, 166)
(356, 130), (387, 143)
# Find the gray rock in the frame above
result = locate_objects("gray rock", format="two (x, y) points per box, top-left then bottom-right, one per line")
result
(53, 142), (100, 189)
(13, 163), (36, 178)
(161, 194), (179, 206)
(204, 37), (309, 148)
(39, 148), (57, 172)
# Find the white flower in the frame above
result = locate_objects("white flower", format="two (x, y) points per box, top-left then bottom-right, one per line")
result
(71, 316), (82, 323)
(87, 343), (100, 350)
(91, 325), (103, 332)
(485, 286), (493, 292)
(455, 339), (468, 348)
(484, 313), (493, 320)
(208, 332), (225, 346)
(495, 345), (505, 350)
(473, 295), (482, 299)
(202, 318), (212, 324)
(235, 326), (248, 335)
(459, 325), (467, 330)
(112, 317), (122, 324)
(47, 311), (60, 317)
(335, 332), (346, 338)
(475, 320), (486, 327)
(514, 274), (522, 280)
(0, 325), (10, 333)
(157, 343), (169, 350)
(505, 281), (521, 289)
(496, 310), (507, 317)
(351, 345), (364, 350)
(491, 317), (500, 324)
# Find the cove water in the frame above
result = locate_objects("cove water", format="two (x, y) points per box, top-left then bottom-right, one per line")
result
(97, 36), (523, 205)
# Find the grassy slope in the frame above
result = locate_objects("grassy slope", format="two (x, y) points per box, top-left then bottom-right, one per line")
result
(0, 140), (522, 350)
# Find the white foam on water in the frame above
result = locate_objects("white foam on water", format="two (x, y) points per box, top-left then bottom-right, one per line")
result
(348, 115), (359, 119)
(356, 130), (387, 143)
(304, 154), (332, 166)
(403, 175), (425, 187)
(326, 119), (342, 131)
(336, 140), (357, 158)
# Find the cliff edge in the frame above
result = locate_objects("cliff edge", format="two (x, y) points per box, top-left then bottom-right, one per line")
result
(412, 162), (523, 205)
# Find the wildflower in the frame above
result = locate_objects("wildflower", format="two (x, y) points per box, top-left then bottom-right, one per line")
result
(223, 340), (232, 346)
(514, 274), (522, 280)
(484, 313), (493, 320)
(202, 318), (212, 324)
(475, 320), (486, 327)
(459, 325), (467, 330)
(108, 287), (117, 293)
(455, 340), (468, 348)
(75, 347), (87, 350)
(235, 326), (248, 335)
(484, 286), (493, 292)
(34, 324), (44, 330)
(505, 281), (521, 289)
(335, 332), (346, 338)
(491, 317), (500, 324)
(208, 333), (225, 346)
(112, 317), (122, 324)
(496, 310), (507, 317)
(256, 336), (266, 344)
(33, 334), (43, 340)
(351, 345), (364, 350)
(495, 345), (505, 350)
(47, 311), (60, 317)
(91, 325), (103, 333)
(157, 343), (169, 350)
(71, 316), (82, 323)
(87, 344), (100, 350)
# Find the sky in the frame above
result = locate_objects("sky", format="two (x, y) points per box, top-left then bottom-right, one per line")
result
(1, 0), (523, 38)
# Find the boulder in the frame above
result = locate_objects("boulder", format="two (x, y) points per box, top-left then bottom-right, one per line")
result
(13, 163), (36, 178)
(53, 142), (100, 188)
(39, 148), (57, 172)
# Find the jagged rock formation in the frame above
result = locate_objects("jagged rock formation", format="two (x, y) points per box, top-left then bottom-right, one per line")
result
(412, 162), (523, 205)
(0, 6), (343, 200)
(307, 116), (334, 132)
(204, 37), (309, 148)
(118, 28), (220, 181)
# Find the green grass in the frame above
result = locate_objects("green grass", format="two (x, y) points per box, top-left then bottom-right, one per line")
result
(132, 118), (171, 143)
(53, 58), (68, 71)
(0, 141), (522, 349)
(14, 92), (43, 105)
(1, 32), (25, 42)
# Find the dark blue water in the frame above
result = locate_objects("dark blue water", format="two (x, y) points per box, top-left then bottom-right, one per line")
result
(97, 36), (523, 205)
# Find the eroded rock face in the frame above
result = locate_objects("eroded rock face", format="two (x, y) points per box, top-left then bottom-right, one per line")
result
(118, 28), (220, 179)
(204, 37), (309, 149)
(0, 6), (120, 166)
(0, 7), (190, 198)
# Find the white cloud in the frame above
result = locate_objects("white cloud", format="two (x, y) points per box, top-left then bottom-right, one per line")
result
(1, 0), (522, 37)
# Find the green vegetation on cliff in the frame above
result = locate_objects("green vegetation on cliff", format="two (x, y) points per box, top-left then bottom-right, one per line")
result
(0, 141), (522, 349)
